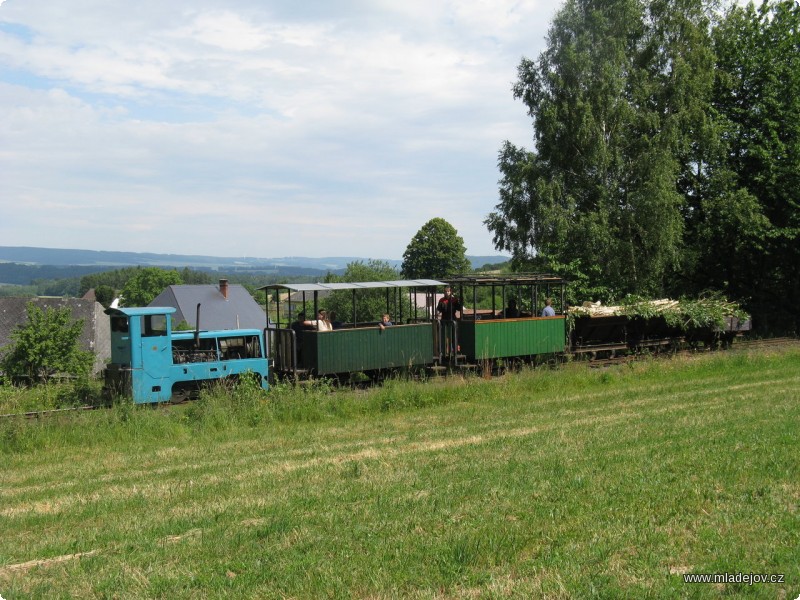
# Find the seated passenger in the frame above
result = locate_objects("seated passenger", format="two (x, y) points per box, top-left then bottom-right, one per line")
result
(291, 311), (315, 337)
(378, 313), (393, 330)
(328, 310), (344, 330)
(503, 298), (520, 318)
(290, 311), (311, 362)
(541, 298), (556, 317)
(304, 309), (333, 332)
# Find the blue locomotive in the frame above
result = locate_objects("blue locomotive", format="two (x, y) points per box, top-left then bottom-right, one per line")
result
(104, 306), (268, 404)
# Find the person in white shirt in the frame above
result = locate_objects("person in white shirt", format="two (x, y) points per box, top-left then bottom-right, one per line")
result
(304, 309), (332, 331)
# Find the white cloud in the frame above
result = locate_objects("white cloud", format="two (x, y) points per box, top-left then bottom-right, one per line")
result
(173, 11), (269, 52)
(0, 0), (563, 259)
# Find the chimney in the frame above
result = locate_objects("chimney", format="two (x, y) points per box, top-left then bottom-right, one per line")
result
(219, 278), (229, 299)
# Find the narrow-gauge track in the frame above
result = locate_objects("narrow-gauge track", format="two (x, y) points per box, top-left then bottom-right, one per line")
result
(0, 398), (192, 420)
(579, 336), (799, 369)
(3, 337), (796, 421)
(730, 336), (800, 350)
(0, 403), (105, 421)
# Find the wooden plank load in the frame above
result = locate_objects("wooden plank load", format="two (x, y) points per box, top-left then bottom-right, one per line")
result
(569, 297), (751, 353)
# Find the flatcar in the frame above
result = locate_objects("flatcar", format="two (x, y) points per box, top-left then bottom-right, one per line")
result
(104, 306), (269, 404)
(569, 299), (752, 356)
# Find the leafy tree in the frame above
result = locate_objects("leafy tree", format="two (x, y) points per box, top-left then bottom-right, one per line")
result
(121, 267), (183, 306)
(179, 268), (213, 284)
(80, 267), (143, 297)
(323, 260), (414, 323)
(174, 320), (195, 331)
(0, 285), (36, 298)
(401, 218), (471, 280)
(485, 0), (715, 301)
(476, 260), (511, 273)
(700, 0), (800, 331)
(0, 303), (93, 383)
(37, 277), (82, 297)
(332, 259), (399, 283)
(94, 285), (116, 307)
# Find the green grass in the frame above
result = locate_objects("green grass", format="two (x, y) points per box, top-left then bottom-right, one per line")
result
(0, 378), (102, 416)
(1, 348), (799, 598)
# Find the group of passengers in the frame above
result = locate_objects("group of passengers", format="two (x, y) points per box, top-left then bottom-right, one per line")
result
(438, 286), (556, 320)
(501, 297), (556, 318)
(486, 297), (557, 319)
(291, 309), (335, 333)
(291, 309), (393, 334)
(290, 287), (558, 335)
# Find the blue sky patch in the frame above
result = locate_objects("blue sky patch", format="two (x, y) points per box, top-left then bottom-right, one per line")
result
(0, 20), (35, 43)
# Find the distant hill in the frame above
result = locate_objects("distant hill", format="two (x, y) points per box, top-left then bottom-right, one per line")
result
(467, 256), (510, 270)
(0, 246), (391, 271)
(0, 246), (509, 285)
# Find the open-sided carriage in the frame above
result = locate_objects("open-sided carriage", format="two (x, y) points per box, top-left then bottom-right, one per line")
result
(443, 274), (569, 366)
(260, 280), (446, 379)
(262, 274), (572, 378)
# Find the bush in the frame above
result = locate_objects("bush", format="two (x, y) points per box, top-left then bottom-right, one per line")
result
(0, 302), (93, 384)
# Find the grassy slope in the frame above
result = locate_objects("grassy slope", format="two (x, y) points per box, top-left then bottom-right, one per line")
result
(1, 349), (798, 598)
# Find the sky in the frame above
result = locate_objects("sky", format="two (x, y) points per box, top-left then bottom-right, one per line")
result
(0, 0), (563, 260)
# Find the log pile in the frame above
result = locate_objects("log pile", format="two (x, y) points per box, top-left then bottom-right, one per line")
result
(569, 299), (679, 318)
(568, 297), (749, 331)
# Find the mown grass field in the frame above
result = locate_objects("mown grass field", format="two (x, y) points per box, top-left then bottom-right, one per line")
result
(1, 348), (799, 599)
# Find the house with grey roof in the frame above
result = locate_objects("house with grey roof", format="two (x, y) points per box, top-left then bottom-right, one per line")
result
(149, 279), (267, 331)
(0, 297), (110, 375)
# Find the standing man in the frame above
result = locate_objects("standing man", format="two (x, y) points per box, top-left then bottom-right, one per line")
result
(436, 286), (462, 320)
(437, 285), (462, 356)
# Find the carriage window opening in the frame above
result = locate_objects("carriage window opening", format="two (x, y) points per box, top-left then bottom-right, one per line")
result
(144, 314), (168, 337)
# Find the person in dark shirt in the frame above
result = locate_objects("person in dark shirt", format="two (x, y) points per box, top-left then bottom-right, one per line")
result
(290, 311), (309, 365)
(503, 298), (520, 318)
(437, 286), (461, 354)
(328, 310), (343, 330)
(436, 286), (462, 320)
(291, 311), (307, 335)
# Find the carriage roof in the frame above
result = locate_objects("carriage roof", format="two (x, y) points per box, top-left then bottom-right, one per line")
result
(446, 274), (567, 286)
(258, 279), (446, 293)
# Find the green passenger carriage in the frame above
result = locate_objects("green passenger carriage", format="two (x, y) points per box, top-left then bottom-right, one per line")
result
(260, 280), (445, 378)
(261, 275), (568, 378)
(445, 274), (568, 364)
